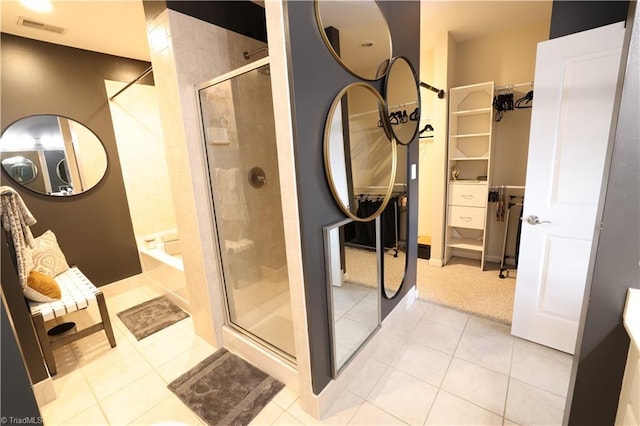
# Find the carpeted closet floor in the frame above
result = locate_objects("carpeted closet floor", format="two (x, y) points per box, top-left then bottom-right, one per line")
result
(417, 257), (516, 324)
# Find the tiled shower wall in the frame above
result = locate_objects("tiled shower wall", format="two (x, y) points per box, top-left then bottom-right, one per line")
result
(145, 7), (313, 407)
(147, 8), (268, 345)
(200, 65), (287, 279)
(106, 80), (177, 238)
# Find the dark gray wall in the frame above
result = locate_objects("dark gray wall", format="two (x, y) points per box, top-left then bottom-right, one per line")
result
(566, 2), (639, 425)
(550, 1), (629, 38)
(285, 1), (420, 394)
(1, 296), (42, 423)
(1, 34), (145, 286)
(1, 33), (148, 382)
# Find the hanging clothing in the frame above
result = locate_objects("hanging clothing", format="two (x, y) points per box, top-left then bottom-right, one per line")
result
(0, 186), (37, 287)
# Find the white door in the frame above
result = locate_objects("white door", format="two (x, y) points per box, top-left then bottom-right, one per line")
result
(511, 23), (625, 354)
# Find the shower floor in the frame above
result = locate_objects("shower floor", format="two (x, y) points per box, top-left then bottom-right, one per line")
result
(231, 278), (295, 357)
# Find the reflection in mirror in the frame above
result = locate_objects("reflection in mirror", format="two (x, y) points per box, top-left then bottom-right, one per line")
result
(325, 218), (380, 376)
(0, 115), (107, 196)
(315, 0), (393, 80)
(324, 83), (397, 222)
(56, 159), (69, 184)
(384, 56), (420, 145)
(1, 156), (38, 184)
(382, 144), (408, 298)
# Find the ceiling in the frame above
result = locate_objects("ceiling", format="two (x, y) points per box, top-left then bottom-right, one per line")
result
(1, 0), (150, 61)
(0, 1), (552, 62)
(421, 1), (552, 51)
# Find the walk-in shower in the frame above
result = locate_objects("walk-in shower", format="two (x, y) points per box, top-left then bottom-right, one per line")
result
(197, 57), (295, 360)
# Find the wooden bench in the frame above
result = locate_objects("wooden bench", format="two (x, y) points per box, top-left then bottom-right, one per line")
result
(28, 267), (116, 376)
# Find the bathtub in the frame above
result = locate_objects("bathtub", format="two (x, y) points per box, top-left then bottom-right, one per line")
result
(138, 231), (189, 313)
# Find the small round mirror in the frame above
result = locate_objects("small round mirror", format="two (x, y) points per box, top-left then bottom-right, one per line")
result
(1, 115), (108, 196)
(384, 56), (420, 145)
(1, 156), (39, 184)
(315, 0), (393, 80)
(324, 83), (397, 222)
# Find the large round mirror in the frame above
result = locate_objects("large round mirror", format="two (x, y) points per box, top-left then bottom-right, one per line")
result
(315, 0), (393, 81)
(382, 143), (408, 299)
(1, 115), (108, 196)
(384, 56), (420, 145)
(324, 83), (397, 222)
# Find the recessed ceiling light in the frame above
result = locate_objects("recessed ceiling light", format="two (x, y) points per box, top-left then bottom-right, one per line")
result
(360, 41), (375, 48)
(20, 0), (52, 13)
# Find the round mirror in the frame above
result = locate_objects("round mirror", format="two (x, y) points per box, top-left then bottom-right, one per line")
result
(384, 56), (420, 145)
(315, 0), (393, 81)
(1, 156), (39, 184)
(56, 159), (69, 184)
(382, 143), (408, 299)
(324, 83), (397, 222)
(1, 115), (108, 196)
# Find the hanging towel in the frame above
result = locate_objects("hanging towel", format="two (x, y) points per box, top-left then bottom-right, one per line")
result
(215, 168), (249, 223)
(0, 186), (37, 287)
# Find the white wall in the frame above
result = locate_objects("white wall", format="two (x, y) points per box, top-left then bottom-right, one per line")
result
(105, 80), (177, 238)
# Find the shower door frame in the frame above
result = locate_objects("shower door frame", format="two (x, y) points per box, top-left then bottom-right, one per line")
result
(195, 56), (296, 364)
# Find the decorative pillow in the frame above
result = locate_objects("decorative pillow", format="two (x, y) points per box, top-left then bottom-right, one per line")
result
(24, 270), (61, 303)
(31, 230), (69, 277)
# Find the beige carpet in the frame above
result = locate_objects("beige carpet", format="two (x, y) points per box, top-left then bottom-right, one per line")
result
(417, 257), (515, 324)
(343, 247), (515, 324)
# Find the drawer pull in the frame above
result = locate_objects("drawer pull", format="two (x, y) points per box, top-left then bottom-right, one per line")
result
(459, 216), (473, 222)
(461, 194), (474, 199)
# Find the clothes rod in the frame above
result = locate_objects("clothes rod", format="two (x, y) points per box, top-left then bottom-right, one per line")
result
(495, 82), (533, 91)
(490, 185), (526, 189)
(420, 81), (445, 99)
(243, 46), (268, 60)
(109, 66), (153, 101)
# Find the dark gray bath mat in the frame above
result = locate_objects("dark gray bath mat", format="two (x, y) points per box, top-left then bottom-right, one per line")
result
(168, 348), (284, 426)
(117, 296), (189, 340)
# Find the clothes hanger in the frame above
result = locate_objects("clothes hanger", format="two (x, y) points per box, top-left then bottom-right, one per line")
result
(419, 123), (434, 135)
(515, 90), (534, 108)
(409, 107), (419, 121)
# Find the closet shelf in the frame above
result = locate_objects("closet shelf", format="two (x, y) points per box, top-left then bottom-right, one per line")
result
(451, 107), (492, 117)
(451, 156), (489, 161)
(449, 132), (491, 139)
(446, 238), (484, 251)
(449, 180), (488, 185)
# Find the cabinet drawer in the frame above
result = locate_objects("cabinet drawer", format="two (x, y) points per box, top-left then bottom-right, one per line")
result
(448, 206), (485, 230)
(449, 184), (487, 207)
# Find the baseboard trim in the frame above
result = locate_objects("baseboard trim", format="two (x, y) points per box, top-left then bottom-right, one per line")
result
(32, 377), (56, 407)
(428, 258), (443, 267)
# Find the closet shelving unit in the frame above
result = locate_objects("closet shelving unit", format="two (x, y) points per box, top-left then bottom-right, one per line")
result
(445, 81), (494, 270)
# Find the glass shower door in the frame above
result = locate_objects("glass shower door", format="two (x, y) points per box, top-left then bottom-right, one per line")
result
(198, 59), (295, 359)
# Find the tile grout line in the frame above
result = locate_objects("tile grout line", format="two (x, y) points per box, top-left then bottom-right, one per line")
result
(421, 308), (469, 425)
(502, 333), (517, 423)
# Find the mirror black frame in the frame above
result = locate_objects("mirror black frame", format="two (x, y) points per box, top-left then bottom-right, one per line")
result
(383, 56), (421, 145)
(0, 114), (108, 197)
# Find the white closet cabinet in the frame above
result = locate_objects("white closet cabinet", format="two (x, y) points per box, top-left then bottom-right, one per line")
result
(445, 82), (494, 269)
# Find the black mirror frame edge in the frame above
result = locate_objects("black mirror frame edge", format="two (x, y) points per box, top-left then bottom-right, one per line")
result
(0, 114), (109, 198)
(383, 56), (421, 146)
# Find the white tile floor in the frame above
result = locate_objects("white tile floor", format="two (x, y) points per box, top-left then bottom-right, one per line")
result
(38, 273), (574, 425)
